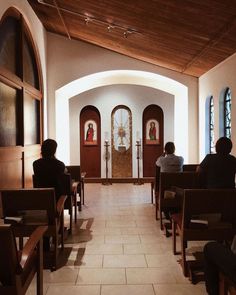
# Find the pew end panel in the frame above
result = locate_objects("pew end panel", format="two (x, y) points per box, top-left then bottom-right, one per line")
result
(174, 189), (236, 277)
(0, 188), (66, 271)
(0, 224), (47, 295)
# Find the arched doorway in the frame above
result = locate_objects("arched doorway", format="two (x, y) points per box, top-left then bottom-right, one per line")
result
(143, 105), (164, 177)
(80, 105), (101, 177)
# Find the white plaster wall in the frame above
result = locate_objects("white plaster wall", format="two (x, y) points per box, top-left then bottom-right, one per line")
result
(47, 33), (199, 163)
(69, 85), (174, 177)
(0, 0), (48, 135)
(199, 53), (236, 161)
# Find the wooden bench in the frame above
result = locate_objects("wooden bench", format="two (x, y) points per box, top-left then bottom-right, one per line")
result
(33, 173), (74, 233)
(0, 188), (67, 271)
(0, 224), (47, 295)
(156, 172), (200, 230)
(183, 164), (199, 171)
(66, 165), (86, 213)
(172, 189), (236, 276)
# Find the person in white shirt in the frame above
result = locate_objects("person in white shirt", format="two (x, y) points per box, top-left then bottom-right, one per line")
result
(156, 142), (184, 172)
(156, 142), (184, 237)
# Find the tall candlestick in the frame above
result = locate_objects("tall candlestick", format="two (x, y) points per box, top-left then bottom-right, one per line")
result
(103, 140), (112, 185)
(134, 139), (143, 185)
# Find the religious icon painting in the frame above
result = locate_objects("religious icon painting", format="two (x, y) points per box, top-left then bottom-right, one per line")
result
(145, 119), (160, 145)
(84, 119), (97, 145)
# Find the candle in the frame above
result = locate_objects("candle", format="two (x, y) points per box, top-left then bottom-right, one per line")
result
(136, 131), (140, 141)
(105, 131), (109, 141)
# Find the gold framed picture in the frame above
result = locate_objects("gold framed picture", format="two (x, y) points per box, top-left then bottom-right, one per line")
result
(145, 119), (160, 145)
(84, 120), (97, 145)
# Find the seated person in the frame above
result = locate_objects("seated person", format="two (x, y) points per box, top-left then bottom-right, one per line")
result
(33, 138), (66, 201)
(156, 142), (184, 236)
(197, 137), (236, 188)
(204, 240), (236, 295)
(156, 142), (184, 172)
(33, 139), (66, 251)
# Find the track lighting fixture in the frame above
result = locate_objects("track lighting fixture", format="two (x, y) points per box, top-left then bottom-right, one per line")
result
(37, 0), (140, 39)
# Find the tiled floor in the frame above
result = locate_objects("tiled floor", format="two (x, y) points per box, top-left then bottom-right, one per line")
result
(27, 183), (207, 295)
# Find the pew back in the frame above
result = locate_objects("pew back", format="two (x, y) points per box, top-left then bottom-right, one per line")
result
(1, 188), (57, 226)
(158, 172), (200, 229)
(0, 188), (65, 270)
(175, 189), (236, 277)
(183, 189), (236, 232)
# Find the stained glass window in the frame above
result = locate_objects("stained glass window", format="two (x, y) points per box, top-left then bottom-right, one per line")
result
(0, 8), (42, 147)
(209, 96), (214, 153)
(224, 88), (231, 139)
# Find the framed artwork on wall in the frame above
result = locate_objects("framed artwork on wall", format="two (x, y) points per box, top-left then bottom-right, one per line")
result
(84, 119), (97, 145)
(145, 119), (160, 145)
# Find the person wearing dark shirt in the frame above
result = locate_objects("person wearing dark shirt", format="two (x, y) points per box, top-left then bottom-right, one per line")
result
(199, 137), (236, 294)
(204, 241), (236, 295)
(33, 139), (66, 251)
(198, 137), (236, 188)
(33, 138), (66, 200)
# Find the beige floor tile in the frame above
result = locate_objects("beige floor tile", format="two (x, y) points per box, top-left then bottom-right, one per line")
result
(76, 268), (126, 284)
(121, 227), (159, 235)
(103, 254), (147, 267)
(139, 234), (163, 243)
(105, 234), (140, 244)
(124, 243), (165, 255)
(44, 268), (78, 284)
(85, 243), (123, 254)
(101, 284), (155, 295)
(126, 268), (176, 284)
(153, 283), (207, 295)
(46, 285), (100, 295)
(66, 234), (105, 244)
(91, 227), (122, 235)
(66, 254), (103, 268)
(135, 220), (159, 227)
(106, 220), (137, 227)
(145, 254), (178, 267)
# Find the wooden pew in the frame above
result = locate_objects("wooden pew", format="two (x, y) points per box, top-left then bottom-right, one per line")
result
(33, 173), (73, 234)
(1, 188), (67, 271)
(66, 165), (86, 213)
(183, 164), (199, 171)
(154, 165), (160, 219)
(172, 189), (236, 276)
(0, 224), (47, 295)
(156, 172), (200, 230)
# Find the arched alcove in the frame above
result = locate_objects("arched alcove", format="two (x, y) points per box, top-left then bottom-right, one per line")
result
(55, 70), (188, 169)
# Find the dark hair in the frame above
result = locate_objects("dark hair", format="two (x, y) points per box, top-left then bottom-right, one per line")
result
(41, 139), (57, 158)
(164, 142), (175, 154)
(215, 137), (232, 155)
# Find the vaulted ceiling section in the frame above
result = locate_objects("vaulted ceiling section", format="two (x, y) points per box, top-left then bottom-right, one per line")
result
(27, 0), (236, 77)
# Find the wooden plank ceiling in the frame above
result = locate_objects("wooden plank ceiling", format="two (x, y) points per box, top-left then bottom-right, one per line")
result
(27, 0), (236, 77)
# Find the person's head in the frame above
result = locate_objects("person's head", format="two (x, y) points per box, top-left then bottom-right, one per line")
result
(215, 137), (232, 155)
(150, 121), (155, 128)
(164, 142), (175, 154)
(41, 139), (57, 159)
(89, 123), (93, 128)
